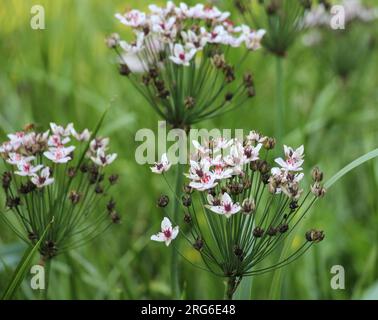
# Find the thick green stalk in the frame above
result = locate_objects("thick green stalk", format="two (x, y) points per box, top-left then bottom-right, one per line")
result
(275, 56), (285, 141)
(171, 164), (184, 299)
(224, 277), (237, 300)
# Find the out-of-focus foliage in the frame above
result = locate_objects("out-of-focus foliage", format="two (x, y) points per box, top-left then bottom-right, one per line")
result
(0, 0), (377, 299)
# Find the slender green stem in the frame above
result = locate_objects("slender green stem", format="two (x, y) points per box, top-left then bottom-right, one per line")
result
(276, 56), (285, 141)
(171, 164), (184, 299)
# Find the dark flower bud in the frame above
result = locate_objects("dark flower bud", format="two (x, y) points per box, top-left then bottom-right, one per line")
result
(19, 181), (36, 195)
(261, 173), (270, 185)
(258, 160), (270, 174)
(69, 191), (81, 204)
(250, 160), (259, 171)
(95, 184), (104, 194)
(184, 96), (195, 109)
(28, 231), (38, 242)
(242, 199), (255, 214)
(41, 240), (58, 259)
(142, 74), (151, 86)
(105, 33), (120, 48)
(278, 224), (289, 234)
(67, 167), (76, 178)
(119, 64), (131, 76)
(157, 195), (170, 208)
(107, 199), (116, 212)
(6, 196), (21, 209)
(233, 245), (244, 259)
(300, 0), (312, 10)
(263, 137), (276, 150)
(80, 164), (89, 173)
(266, 2), (279, 15)
(193, 237), (204, 251)
(267, 227), (278, 237)
(183, 184), (193, 194)
(212, 54), (226, 69)
(143, 25), (150, 36)
(110, 211), (121, 224)
(2, 172), (12, 190)
(253, 227), (264, 238)
(306, 229), (325, 243)
(225, 92), (234, 101)
(182, 194), (192, 207)
(109, 174), (119, 185)
(149, 67), (159, 79)
(234, 0), (247, 13)
(247, 86), (256, 97)
(223, 65), (235, 83)
(289, 201), (299, 211)
(184, 213), (192, 224)
(311, 183), (326, 198)
(244, 73), (254, 87)
(158, 89), (170, 99)
(311, 167), (323, 182)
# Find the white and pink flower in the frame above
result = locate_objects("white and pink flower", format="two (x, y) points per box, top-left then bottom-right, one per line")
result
(44, 146), (75, 164)
(206, 192), (241, 218)
(169, 43), (197, 66)
(151, 153), (171, 174)
(151, 217), (179, 246)
(31, 167), (54, 188)
(275, 145), (304, 172)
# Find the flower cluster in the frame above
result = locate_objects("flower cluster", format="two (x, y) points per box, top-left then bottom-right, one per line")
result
(304, 0), (378, 28)
(234, 0), (310, 56)
(1, 123), (120, 260)
(107, 2), (265, 128)
(150, 130), (326, 297)
(302, 0), (378, 79)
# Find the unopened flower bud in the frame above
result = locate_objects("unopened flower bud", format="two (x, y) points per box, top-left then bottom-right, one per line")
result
(306, 229), (325, 242)
(69, 191), (81, 204)
(311, 183), (326, 198)
(110, 211), (121, 224)
(289, 201), (299, 211)
(278, 224), (289, 234)
(182, 194), (192, 207)
(253, 227), (264, 238)
(311, 167), (323, 182)
(263, 137), (276, 150)
(107, 199), (116, 212)
(105, 33), (120, 48)
(212, 54), (226, 69)
(247, 86), (255, 97)
(267, 227), (278, 236)
(242, 198), (255, 214)
(95, 184), (104, 194)
(225, 92), (234, 101)
(184, 213), (192, 224)
(184, 96), (195, 109)
(119, 64), (131, 76)
(109, 174), (119, 185)
(67, 167), (76, 178)
(2, 172), (12, 190)
(157, 195), (169, 208)
(193, 237), (204, 251)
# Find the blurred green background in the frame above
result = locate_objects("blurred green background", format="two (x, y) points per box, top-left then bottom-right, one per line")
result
(0, 0), (377, 299)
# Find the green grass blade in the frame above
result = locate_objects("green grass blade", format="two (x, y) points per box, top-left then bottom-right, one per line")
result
(1, 219), (53, 300)
(325, 148), (378, 189)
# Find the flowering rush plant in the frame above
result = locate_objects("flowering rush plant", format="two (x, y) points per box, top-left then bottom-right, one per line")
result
(0, 123), (120, 261)
(107, 1), (265, 128)
(234, 0), (309, 57)
(150, 131), (326, 299)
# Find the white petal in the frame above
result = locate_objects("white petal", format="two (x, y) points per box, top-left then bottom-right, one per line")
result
(161, 217), (172, 231)
(151, 233), (165, 242)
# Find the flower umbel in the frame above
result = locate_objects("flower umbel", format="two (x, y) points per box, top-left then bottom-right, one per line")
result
(107, 2), (265, 128)
(150, 130), (326, 299)
(0, 123), (120, 260)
